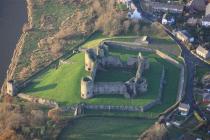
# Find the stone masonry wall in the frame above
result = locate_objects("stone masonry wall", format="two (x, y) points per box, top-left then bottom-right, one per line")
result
(94, 82), (127, 95)
(18, 93), (58, 108)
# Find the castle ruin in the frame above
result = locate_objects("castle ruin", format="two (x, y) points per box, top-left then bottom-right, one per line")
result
(6, 80), (17, 96)
(81, 43), (149, 99)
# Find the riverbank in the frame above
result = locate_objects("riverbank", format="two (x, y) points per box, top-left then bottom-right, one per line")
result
(0, 0), (27, 88)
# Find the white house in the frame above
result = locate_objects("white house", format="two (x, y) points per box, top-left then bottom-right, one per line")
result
(202, 14), (210, 27)
(162, 14), (175, 25)
(117, 0), (137, 10)
(196, 46), (210, 59)
(178, 103), (190, 116)
(128, 9), (142, 20)
(201, 3), (210, 27)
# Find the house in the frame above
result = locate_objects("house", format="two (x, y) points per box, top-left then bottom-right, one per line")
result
(202, 75), (210, 88)
(135, 36), (151, 45)
(150, 2), (184, 14)
(178, 103), (190, 116)
(186, 0), (207, 13)
(128, 9), (142, 20)
(202, 93), (210, 103)
(196, 46), (210, 59)
(175, 30), (194, 43)
(117, 0), (137, 10)
(202, 14), (210, 27)
(206, 104), (210, 111)
(187, 17), (199, 26)
(201, 3), (210, 27)
(117, 0), (141, 20)
(162, 13), (175, 25)
(204, 88), (210, 93)
(206, 3), (210, 16)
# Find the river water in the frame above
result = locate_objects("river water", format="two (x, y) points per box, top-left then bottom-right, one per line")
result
(0, 0), (27, 87)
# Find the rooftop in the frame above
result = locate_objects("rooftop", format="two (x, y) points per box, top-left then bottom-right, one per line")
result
(178, 103), (190, 112)
(203, 14), (210, 22)
(150, 2), (184, 12)
(206, 3), (210, 16)
(187, 0), (207, 12)
(196, 46), (210, 55)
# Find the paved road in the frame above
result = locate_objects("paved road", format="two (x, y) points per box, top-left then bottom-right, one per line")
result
(134, 0), (210, 107)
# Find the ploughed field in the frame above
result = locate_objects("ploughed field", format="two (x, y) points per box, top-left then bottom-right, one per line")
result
(21, 45), (180, 108)
(58, 117), (155, 140)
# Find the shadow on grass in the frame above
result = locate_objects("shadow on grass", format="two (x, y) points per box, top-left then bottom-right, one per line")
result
(151, 38), (174, 45)
(23, 83), (57, 93)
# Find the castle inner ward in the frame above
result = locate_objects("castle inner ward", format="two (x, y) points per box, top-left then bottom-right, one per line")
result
(81, 43), (150, 99)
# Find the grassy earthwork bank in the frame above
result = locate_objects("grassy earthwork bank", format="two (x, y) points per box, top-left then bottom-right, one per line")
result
(58, 116), (155, 140)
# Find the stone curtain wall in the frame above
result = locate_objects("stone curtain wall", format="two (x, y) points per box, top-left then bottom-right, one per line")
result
(155, 50), (180, 67)
(105, 41), (154, 52)
(18, 93), (58, 108)
(94, 82), (127, 96)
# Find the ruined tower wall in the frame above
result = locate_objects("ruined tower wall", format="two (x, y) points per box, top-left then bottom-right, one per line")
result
(85, 50), (96, 72)
(93, 82), (130, 98)
(6, 80), (17, 96)
(81, 77), (94, 99)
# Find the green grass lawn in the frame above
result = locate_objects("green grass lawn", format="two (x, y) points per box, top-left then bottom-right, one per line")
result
(58, 117), (154, 140)
(22, 53), (87, 105)
(95, 68), (136, 82)
(149, 37), (181, 57)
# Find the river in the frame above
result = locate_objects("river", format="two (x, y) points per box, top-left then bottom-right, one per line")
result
(0, 0), (27, 87)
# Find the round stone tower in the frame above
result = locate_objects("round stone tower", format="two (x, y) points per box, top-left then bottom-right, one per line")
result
(85, 49), (96, 72)
(97, 45), (105, 58)
(81, 76), (94, 99)
(6, 80), (16, 96)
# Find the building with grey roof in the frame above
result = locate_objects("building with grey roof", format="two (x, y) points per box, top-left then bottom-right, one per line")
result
(178, 103), (190, 116)
(187, 0), (207, 12)
(202, 14), (210, 27)
(150, 2), (184, 14)
(206, 3), (210, 16)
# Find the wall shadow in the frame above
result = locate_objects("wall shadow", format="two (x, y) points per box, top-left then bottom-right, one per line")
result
(25, 83), (57, 93)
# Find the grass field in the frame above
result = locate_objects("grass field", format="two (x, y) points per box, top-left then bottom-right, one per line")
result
(149, 37), (181, 56)
(95, 68), (136, 82)
(58, 117), (154, 140)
